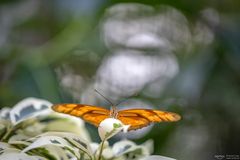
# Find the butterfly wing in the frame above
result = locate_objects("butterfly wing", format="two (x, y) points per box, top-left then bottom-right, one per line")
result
(52, 104), (110, 127)
(117, 109), (181, 131)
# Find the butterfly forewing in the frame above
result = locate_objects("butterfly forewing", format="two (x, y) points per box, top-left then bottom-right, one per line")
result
(118, 109), (181, 130)
(52, 104), (110, 127)
(52, 104), (181, 130)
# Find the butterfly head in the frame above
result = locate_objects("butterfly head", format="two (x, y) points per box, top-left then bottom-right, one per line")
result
(94, 89), (119, 118)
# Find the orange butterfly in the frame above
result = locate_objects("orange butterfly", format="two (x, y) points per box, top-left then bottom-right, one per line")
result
(52, 103), (181, 131)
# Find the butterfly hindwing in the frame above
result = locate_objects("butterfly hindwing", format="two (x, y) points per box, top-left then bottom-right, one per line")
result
(52, 104), (110, 127)
(117, 115), (151, 130)
(118, 109), (181, 130)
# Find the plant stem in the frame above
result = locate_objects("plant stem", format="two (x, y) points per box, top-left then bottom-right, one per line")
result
(1, 126), (14, 142)
(97, 139), (105, 160)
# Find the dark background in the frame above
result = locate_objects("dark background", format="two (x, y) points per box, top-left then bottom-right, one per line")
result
(0, 1), (240, 160)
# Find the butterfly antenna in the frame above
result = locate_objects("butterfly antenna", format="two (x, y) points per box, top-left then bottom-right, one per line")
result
(94, 89), (114, 106)
(115, 99), (128, 106)
(115, 92), (138, 106)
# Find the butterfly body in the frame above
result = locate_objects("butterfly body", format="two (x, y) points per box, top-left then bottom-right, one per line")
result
(110, 106), (118, 118)
(52, 104), (181, 131)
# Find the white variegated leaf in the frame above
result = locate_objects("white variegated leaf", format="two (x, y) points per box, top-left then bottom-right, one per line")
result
(8, 135), (32, 146)
(141, 139), (154, 154)
(36, 132), (93, 159)
(21, 135), (81, 159)
(10, 97), (52, 124)
(0, 152), (46, 160)
(90, 142), (99, 154)
(22, 135), (73, 153)
(102, 147), (114, 159)
(112, 140), (136, 156)
(0, 148), (21, 155)
(91, 141), (113, 159)
(0, 142), (13, 150)
(12, 119), (43, 139)
(0, 107), (11, 120)
(112, 140), (149, 158)
(140, 155), (177, 160)
(0, 145), (23, 158)
(44, 145), (70, 160)
(45, 114), (91, 142)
